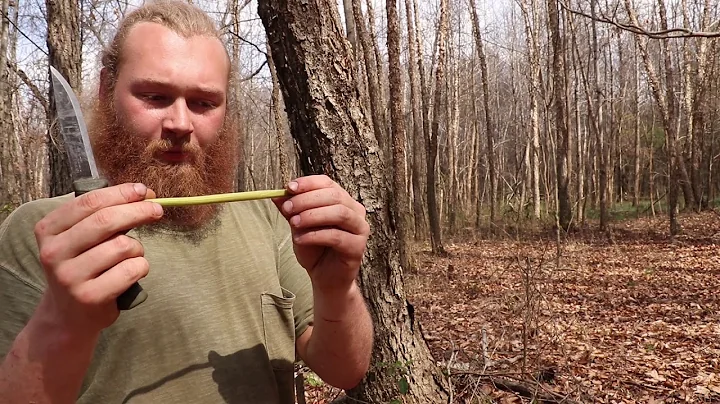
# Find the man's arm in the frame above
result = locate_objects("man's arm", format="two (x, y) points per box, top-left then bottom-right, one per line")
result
(0, 296), (99, 404)
(296, 281), (373, 390)
(272, 175), (374, 390)
(0, 183), (163, 403)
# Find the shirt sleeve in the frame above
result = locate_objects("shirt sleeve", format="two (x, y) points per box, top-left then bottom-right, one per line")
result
(0, 197), (66, 359)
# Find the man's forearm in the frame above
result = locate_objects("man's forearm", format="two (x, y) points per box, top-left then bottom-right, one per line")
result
(304, 282), (373, 390)
(0, 297), (97, 404)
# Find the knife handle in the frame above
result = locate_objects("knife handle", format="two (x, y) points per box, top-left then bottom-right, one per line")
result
(73, 178), (148, 311)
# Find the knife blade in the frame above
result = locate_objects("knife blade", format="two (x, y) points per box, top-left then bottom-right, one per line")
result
(50, 66), (147, 311)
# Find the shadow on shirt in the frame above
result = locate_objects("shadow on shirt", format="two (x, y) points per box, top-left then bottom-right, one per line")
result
(121, 344), (294, 403)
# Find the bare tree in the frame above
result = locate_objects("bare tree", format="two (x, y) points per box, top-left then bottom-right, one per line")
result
(469, 0), (497, 225)
(404, 0), (427, 239)
(47, 0), (82, 196)
(518, 0), (542, 220)
(624, 0), (682, 235)
(387, 0), (414, 272)
(427, 0), (449, 254)
(547, 0), (572, 230)
(258, 0), (450, 400)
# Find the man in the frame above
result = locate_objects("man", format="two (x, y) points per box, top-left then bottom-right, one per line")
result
(0, 1), (373, 403)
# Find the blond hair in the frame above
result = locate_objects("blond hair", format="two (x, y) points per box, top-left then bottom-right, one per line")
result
(101, 0), (229, 94)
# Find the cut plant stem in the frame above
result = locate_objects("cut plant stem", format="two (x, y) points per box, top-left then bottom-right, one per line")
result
(148, 189), (289, 206)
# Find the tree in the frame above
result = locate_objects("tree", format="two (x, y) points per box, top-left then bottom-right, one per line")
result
(518, 0), (542, 220)
(624, 0), (681, 236)
(404, 0), (427, 240)
(547, 0), (572, 230)
(257, 0), (450, 401)
(469, 0), (497, 224)
(427, 0), (449, 255)
(47, 0), (82, 197)
(387, 0), (414, 272)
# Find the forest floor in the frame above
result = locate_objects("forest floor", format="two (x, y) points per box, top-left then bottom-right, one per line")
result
(302, 210), (720, 403)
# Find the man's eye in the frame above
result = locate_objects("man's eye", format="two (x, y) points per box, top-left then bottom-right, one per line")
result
(193, 100), (215, 108)
(142, 94), (166, 102)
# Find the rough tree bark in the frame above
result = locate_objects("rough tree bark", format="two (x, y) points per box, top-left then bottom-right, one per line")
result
(404, 0), (427, 240)
(427, 0), (448, 255)
(0, 0), (15, 211)
(229, 0), (247, 191)
(387, 0), (413, 272)
(469, 0), (497, 225)
(47, 0), (82, 197)
(266, 40), (290, 182)
(624, 0), (680, 235)
(257, 0), (450, 401)
(547, 0), (572, 230)
(518, 0), (542, 220)
(590, 0), (608, 231)
(351, 0), (388, 158)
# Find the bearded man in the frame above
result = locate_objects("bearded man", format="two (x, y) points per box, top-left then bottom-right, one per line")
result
(0, 2), (374, 403)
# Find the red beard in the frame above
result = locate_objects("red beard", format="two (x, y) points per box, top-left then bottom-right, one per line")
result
(89, 96), (238, 231)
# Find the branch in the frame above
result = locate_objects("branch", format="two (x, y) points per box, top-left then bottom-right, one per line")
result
(7, 61), (49, 117)
(559, 0), (720, 38)
(225, 30), (268, 57)
(239, 60), (268, 82)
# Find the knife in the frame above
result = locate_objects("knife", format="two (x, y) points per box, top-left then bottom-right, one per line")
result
(50, 66), (147, 311)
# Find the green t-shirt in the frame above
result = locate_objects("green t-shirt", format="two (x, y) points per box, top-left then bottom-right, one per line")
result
(0, 194), (314, 403)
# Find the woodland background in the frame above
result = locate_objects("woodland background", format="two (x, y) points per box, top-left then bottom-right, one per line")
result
(0, 0), (719, 402)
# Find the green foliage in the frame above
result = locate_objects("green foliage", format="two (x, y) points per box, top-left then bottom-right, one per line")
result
(376, 360), (413, 403)
(0, 203), (14, 215)
(304, 371), (324, 388)
(583, 199), (655, 222)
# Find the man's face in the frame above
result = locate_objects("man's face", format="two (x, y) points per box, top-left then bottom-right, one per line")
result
(90, 22), (237, 230)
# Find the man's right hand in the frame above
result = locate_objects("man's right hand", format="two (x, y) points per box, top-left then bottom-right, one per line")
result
(33, 182), (163, 336)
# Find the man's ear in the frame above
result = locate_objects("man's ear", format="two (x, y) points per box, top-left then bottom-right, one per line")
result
(98, 67), (110, 102)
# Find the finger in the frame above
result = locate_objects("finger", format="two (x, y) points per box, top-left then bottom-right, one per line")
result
(289, 205), (370, 236)
(285, 175), (336, 195)
(35, 183), (154, 237)
(281, 187), (359, 216)
(271, 196), (291, 219)
(293, 228), (367, 257)
(49, 201), (162, 262)
(74, 257), (150, 306)
(53, 234), (145, 287)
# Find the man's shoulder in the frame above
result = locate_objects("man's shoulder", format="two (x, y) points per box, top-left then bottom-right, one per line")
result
(0, 194), (73, 234)
(0, 194), (71, 291)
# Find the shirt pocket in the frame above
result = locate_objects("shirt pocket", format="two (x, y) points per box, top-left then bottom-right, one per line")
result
(261, 287), (296, 371)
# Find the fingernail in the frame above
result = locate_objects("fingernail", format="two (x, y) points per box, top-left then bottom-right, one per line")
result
(290, 215), (301, 226)
(153, 203), (163, 216)
(283, 200), (293, 214)
(134, 183), (147, 197)
(288, 181), (298, 192)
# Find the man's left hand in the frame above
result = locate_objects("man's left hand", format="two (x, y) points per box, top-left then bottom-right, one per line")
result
(273, 175), (369, 294)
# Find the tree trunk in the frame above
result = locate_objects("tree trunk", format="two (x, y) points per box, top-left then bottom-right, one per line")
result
(47, 0), (82, 197)
(633, 40), (641, 208)
(469, 0), (496, 224)
(0, 0), (14, 212)
(427, 0), (448, 255)
(404, 0), (426, 240)
(257, 0), (450, 401)
(266, 40), (290, 182)
(387, 0), (413, 272)
(352, 0), (388, 158)
(519, 0), (542, 220)
(624, 0), (680, 235)
(230, 0), (247, 191)
(547, 0), (572, 230)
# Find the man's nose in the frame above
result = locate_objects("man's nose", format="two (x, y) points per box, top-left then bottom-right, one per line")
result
(163, 99), (193, 137)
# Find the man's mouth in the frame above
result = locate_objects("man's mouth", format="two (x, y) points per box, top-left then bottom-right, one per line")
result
(158, 148), (192, 163)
